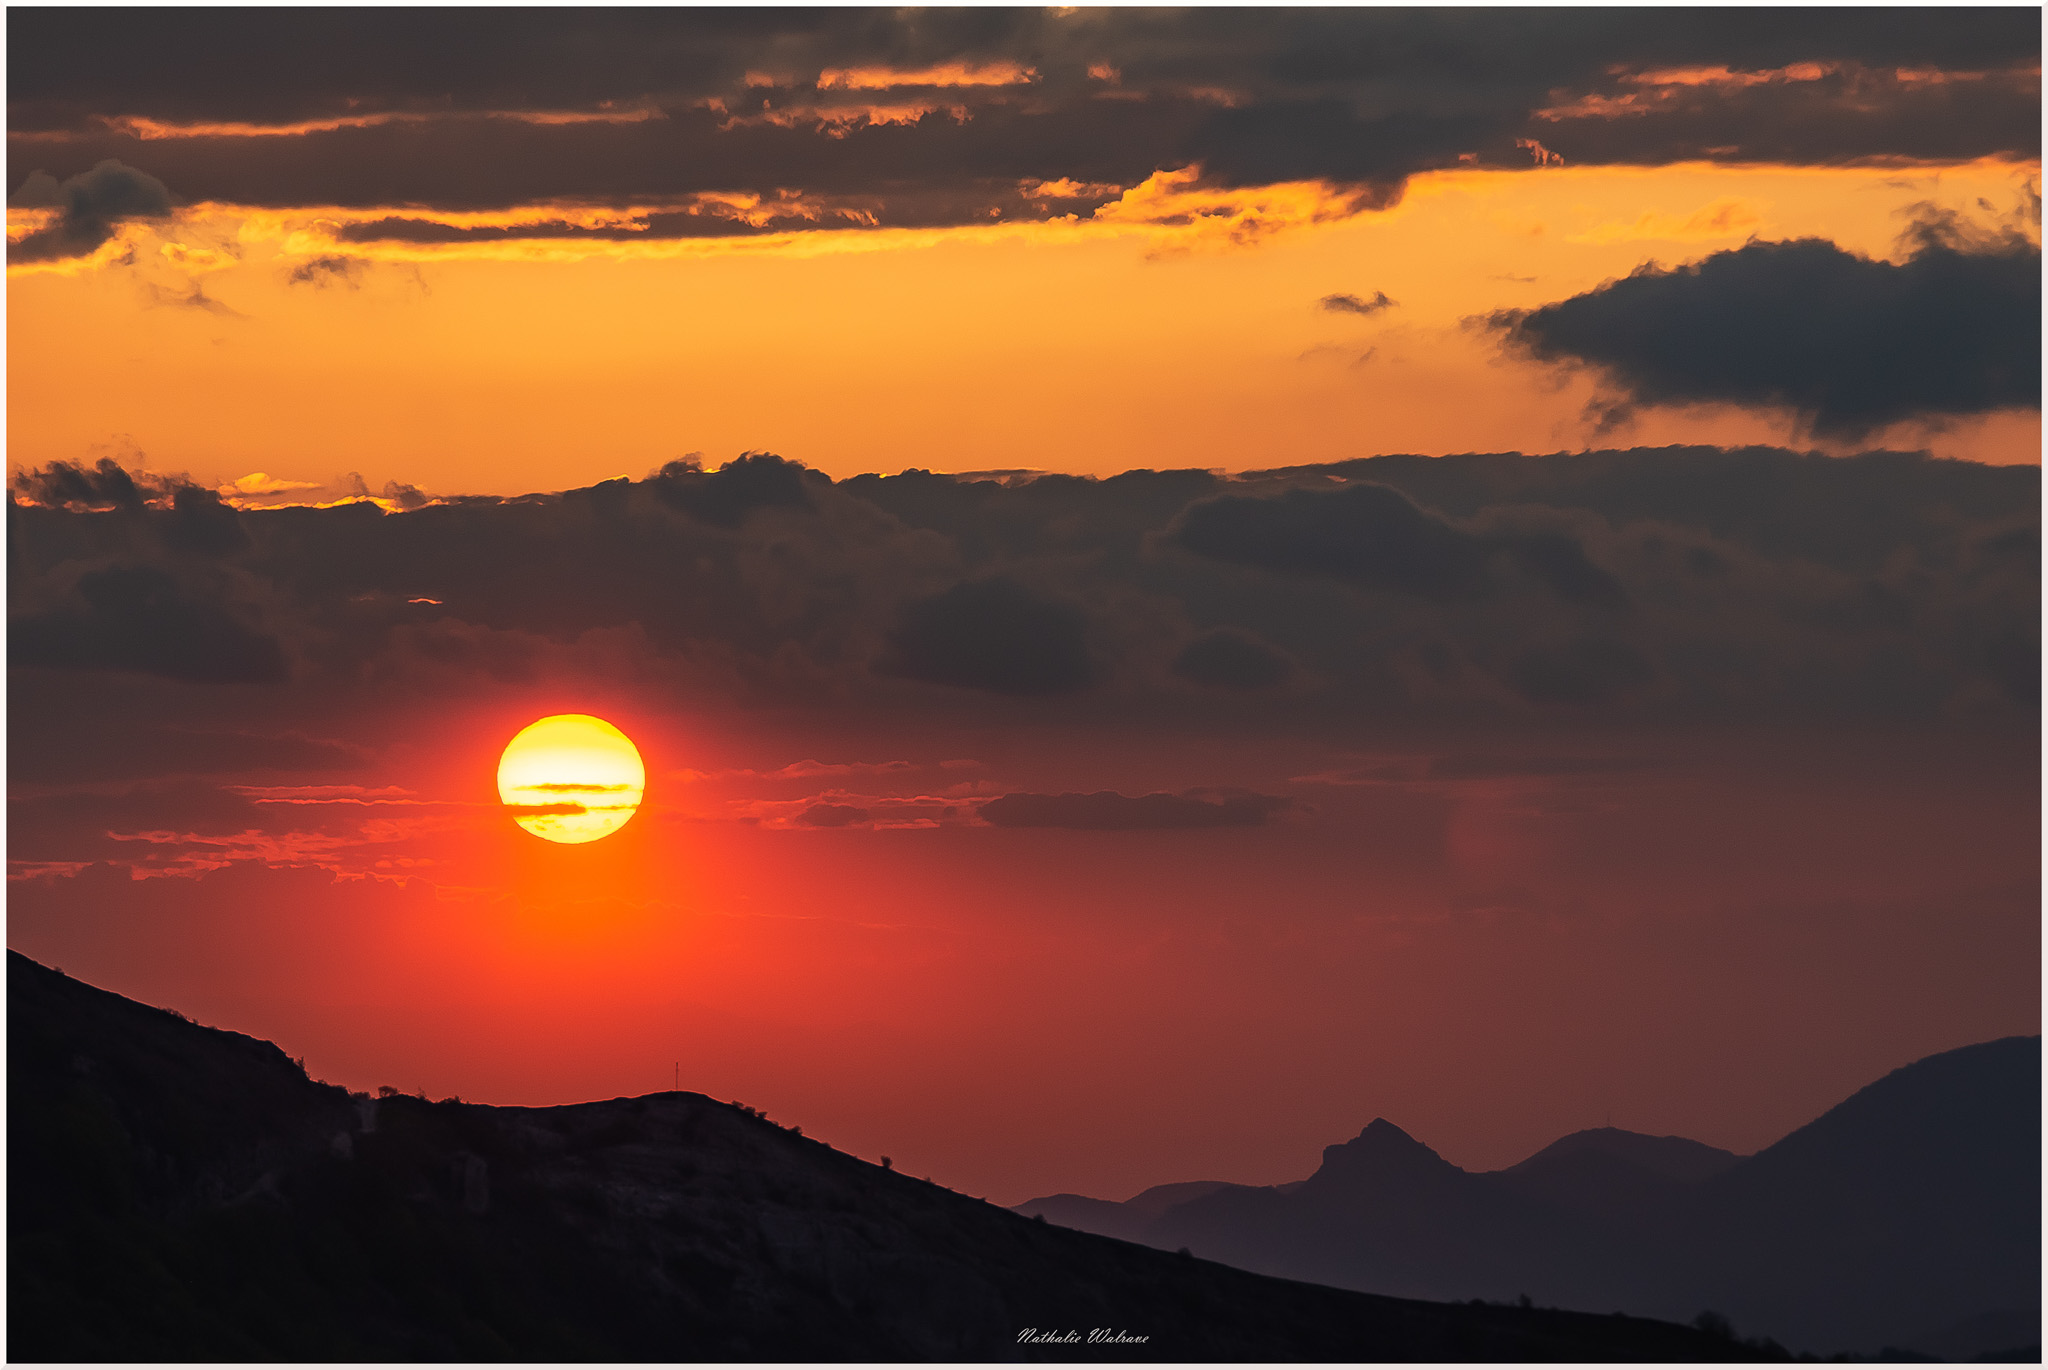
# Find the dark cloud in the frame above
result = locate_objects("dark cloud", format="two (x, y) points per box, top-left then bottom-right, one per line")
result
(1528, 62), (2041, 168)
(1490, 225), (2042, 439)
(878, 577), (1096, 697)
(653, 453), (817, 530)
(383, 480), (431, 512)
(1319, 291), (1396, 316)
(12, 460), (252, 557)
(285, 254), (366, 288)
(1426, 755), (1662, 781)
(6, 448), (2035, 724)
(6, 705), (367, 787)
(14, 457), (148, 510)
(11, 566), (286, 684)
(162, 486), (251, 557)
(10, 9), (2034, 135)
(6, 12), (2035, 234)
(1983, 629), (2040, 707)
(7, 159), (171, 263)
(12, 100), (1206, 219)
(844, 467), (1222, 565)
(1497, 532), (1630, 609)
(979, 790), (1291, 830)
(1280, 445), (2035, 577)
(1172, 628), (1294, 691)
(7, 9), (958, 128)
(1171, 484), (1494, 600)
(1502, 637), (1656, 706)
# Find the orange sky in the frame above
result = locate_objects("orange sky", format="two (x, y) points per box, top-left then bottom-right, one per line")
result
(7, 10), (2039, 1213)
(10, 158), (2040, 498)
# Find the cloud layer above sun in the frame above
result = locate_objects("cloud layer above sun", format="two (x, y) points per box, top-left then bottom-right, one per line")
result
(12, 446), (2035, 880)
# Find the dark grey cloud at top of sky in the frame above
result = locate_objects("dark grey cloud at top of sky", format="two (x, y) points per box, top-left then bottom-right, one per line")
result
(11, 9), (2035, 131)
(6, 9), (2037, 237)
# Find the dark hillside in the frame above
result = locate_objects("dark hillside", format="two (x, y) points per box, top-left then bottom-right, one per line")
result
(1667, 1036), (2042, 1355)
(8, 952), (1762, 1362)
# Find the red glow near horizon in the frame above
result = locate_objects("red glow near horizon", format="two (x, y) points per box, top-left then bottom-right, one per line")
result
(7, 704), (2035, 1205)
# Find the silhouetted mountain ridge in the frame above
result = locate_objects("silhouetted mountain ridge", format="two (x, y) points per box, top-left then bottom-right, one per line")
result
(1016, 1040), (2040, 1358)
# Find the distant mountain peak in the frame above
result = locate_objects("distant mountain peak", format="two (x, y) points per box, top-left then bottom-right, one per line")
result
(1305, 1117), (1462, 1192)
(1349, 1117), (1436, 1149)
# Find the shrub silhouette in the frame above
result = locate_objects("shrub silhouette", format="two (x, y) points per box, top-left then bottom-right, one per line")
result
(1692, 1310), (1735, 1341)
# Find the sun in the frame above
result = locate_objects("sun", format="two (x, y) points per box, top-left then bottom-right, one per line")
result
(497, 714), (646, 844)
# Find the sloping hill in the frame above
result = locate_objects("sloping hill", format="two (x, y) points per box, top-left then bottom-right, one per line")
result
(6, 952), (1757, 1362)
(1665, 1036), (2042, 1355)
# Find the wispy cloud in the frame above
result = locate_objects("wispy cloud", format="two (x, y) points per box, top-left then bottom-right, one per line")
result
(1319, 290), (1396, 316)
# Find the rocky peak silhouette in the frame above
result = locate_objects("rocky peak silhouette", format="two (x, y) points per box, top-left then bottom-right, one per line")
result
(1304, 1118), (1464, 1195)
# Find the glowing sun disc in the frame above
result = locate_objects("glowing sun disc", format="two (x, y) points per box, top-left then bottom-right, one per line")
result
(497, 714), (645, 844)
